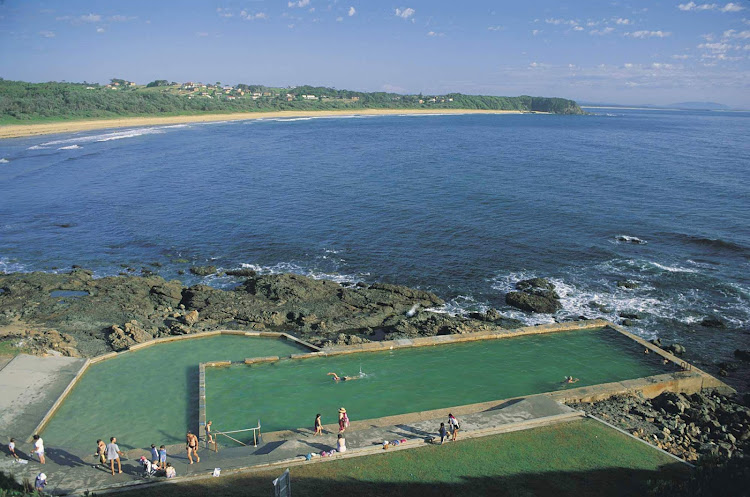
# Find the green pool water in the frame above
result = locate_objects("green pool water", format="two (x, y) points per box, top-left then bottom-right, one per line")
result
(40, 335), (307, 450)
(206, 328), (672, 436)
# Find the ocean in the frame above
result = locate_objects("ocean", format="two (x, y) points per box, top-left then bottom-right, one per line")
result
(1, 109), (748, 364)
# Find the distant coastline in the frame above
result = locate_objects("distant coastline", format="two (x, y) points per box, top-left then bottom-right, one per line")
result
(0, 108), (531, 139)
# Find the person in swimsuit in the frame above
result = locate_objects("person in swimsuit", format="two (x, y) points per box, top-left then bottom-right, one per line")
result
(314, 414), (323, 436)
(205, 421), (215, 451)
(97, 439), (107, 467)
(564, 376), (579, 384)
(328, 372), (359, 382)
(186, 431), (200, 464)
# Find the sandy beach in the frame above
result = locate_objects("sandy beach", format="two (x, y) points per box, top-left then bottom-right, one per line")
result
(0, 108), (525, 139)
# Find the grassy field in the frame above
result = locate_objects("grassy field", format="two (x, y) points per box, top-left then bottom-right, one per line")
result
(117, 419), (688, 497)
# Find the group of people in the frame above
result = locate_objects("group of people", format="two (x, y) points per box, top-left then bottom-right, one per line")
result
(95, 437), (124, 476)
(438, 413), (461, 444)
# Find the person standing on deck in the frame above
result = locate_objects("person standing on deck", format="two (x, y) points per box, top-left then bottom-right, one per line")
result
(448, 413), (460, 441)
(314, 414), (323, 436)
(32, 435), (45, 464)
(186, 431), (200, 464)
(106, 437), (123, 476)
(338, 408), (349, 433)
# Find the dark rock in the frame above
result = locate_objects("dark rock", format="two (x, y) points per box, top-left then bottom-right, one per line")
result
(225, 268), (257, 277)
(619, 311), (643, 320)
(621, 319), (636, 327)
(616, 280), (640, 289)
(516, 278), (556, 293)
(650, 338), (663, 347)
(700, 317), (726, 328)
(734, 349), (750, 362)
(189, 265), (217, 276)
(506, 291), (561, 314)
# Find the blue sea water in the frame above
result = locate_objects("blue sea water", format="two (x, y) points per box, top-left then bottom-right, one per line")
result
(1, 110), (749, 362)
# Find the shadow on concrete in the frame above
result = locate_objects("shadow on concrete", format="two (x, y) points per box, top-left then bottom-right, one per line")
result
(110, 464), (691, 497)
(485, 398), (525, 412)
(186, 365), (199, 433)
(393, 424), (432, 439)
(252, 441), (285, 455)
(46, 448), (87, 468)
(306, 442), (333, 453)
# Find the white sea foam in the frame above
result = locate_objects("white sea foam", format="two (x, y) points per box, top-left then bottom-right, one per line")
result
(58, 145), (82, 150)
(0, 158), (9, 163)
(650, 262), (699, 274)
(26, 125), (183, 150)
(238, 261), (367, 284)
(613, 234), (647, 244)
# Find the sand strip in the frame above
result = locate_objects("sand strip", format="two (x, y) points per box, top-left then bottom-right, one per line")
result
(0, 109), (526, 139)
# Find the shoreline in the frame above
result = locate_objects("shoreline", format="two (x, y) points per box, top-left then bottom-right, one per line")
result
(0, 108), (527, 139)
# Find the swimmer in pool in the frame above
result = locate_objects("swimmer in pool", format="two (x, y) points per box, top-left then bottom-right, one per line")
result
(564, 376), (579, 384)
(328, 372), (359, 382)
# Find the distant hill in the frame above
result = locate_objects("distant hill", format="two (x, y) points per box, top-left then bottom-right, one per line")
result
(668, 102), (730, 110)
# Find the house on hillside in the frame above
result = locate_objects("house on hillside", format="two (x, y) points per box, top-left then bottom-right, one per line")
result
(301, 94), (318, 100)
(351, 96), (360, 102)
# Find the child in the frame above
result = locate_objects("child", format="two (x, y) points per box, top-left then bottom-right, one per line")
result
(96, 439), (107, 467)
(165, 462), (176, 478)
(150, 444), (159, 465)
(8, 438), (19, 460)
(158, 445), (167, 470)
(205, 421), (214, 447)
(35, 473), (47, 491)
(439, 422), (448, 444)
(314, 414), (323, 436)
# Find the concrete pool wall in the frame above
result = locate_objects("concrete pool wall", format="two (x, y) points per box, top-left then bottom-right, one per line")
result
(28, 330), (321, 442)
(199, 319), (733, 441)
(31, 319), (732, 445)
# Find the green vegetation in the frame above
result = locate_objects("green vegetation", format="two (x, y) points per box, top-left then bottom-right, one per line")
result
(0, 78), (584, 124)
(117, 420), (687, 497)
(0, 339), (27, 357)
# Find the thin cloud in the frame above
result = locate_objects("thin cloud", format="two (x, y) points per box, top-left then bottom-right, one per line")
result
(427, 31), (444, 37)
(39, 30), (55, 38)
(545, 18), (578, 26)
(348, 6), (356, 16)
(395, 8), (415, 19)
(108, 15), (137, 22)
(336, 16), (343, 22)
(531, 29), (541, 36)
(487, 25), (504, 31)
(288, 0), (310, 8)
(625, 30), (672, 38)
(96, 27), (105, 33)
(240, 11), (268, 20)
(590, 27), (615, 35)
(217, 8), (233, 18)
(678, 2), (745, 12)
(615, 18), (631, 25)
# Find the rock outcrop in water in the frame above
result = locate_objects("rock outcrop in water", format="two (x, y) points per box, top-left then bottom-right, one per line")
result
(0, 269), (523, 357)
(505, 277), (562, 314)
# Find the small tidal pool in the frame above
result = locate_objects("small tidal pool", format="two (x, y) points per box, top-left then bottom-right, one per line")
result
(41, 335), (307, 450)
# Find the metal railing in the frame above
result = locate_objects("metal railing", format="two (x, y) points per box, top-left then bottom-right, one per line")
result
(212, 419), (262, 451)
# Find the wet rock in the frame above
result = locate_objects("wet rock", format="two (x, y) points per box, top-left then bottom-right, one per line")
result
(621, 319), (636, 327)
(225, 268), (257, 277)
(618, 311), (643, 320)
(190, 265), (217, 276)
(666, 343), (686, 355)
(505, 278), (562, 314)
(616, 280), (640, 289)
(701, 316), (726, 328)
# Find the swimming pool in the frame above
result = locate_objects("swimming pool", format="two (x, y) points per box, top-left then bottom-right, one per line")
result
(205, 327), (672, 436)
(40, 335), (308, 450)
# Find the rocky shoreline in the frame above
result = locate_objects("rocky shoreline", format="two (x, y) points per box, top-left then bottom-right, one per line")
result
(0, 268), (526, 358)
(569, 390), (750, 466)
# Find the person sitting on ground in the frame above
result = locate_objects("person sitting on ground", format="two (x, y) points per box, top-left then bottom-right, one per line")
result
(165, 462), (176, 478)
(35, 472), (47, 491)
(336, 433), (347, 453)
(327, 372), (359, 382)
(564, 376), (579, 384)
(8, 438), (19, 460)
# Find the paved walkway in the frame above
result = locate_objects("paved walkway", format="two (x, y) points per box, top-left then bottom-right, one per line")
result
(0, 395), (581, 496)
(0, 354), (87, 441)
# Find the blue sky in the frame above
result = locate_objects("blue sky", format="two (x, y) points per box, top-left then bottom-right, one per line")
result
(1, 1), (749, 106)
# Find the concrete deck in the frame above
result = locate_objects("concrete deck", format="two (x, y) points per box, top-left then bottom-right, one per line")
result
(0, 354), (87, 441)
(0, 395), (581, 496)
